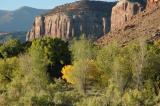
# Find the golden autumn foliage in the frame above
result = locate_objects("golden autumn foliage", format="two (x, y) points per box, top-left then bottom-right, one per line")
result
(61, 65), (75, 84)
(61, 60), (101, 85)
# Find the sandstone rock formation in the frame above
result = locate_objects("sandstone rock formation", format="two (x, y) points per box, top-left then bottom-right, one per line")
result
(97, 1), (160, 46)
(111, 0), (146, 31)
(147, 0), (160, 7)
(27, 1), (115, 41)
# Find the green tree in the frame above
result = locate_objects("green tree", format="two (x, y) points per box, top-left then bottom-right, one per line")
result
(0, 57), (19, 90)
(29, 37), (71, 78)
(96, 42), (120, 86)
(6, 54), (50, 106)
(70, 37), (99, 95)
(144, 42), (160, 96)
(0, 39), (22, 58)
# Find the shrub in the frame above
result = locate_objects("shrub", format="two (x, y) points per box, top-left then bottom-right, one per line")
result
(0, 39), (22, 58)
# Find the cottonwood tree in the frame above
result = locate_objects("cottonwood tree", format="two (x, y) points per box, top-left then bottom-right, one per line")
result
(71, 37), (97, 95)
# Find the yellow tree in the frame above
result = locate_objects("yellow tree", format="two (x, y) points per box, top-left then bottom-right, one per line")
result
(61, 65), (75, 84)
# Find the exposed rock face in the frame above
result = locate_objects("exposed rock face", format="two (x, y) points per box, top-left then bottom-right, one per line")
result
(111, 0), (146, 31)
(97, 1), (160, 46)
(147, 0), (160, 7)
(148, 0), (160, 4)
(27, 1), (115, 41)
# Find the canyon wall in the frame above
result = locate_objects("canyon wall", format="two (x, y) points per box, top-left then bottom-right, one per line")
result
(147, 0), (160, 7)
(111, 0), (146, 31)
(27, 1), (115, 41)
(27, 0), (160, 41)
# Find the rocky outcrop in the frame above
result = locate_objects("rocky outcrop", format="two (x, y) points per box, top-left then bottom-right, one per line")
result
(147, 0), (160, 8)
(27, 1), (115, 41)
(97, 0), (160, 46)
(111, 0), (146, 31)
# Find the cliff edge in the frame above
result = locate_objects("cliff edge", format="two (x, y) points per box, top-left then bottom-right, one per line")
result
(27, 0), (115, 41)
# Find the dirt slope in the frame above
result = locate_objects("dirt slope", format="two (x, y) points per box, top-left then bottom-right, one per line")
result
(97, 3), (160, 46)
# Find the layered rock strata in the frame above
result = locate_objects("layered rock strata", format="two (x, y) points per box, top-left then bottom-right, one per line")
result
(27, 1), (115, 41)
(111, 0), (146, 31)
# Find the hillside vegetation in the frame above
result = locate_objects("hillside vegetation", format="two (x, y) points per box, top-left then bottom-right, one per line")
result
(0, 1), (160, 106)
(0, 37), (160, 106)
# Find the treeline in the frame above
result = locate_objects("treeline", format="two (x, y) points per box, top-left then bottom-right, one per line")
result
(0, 37), (160, 106)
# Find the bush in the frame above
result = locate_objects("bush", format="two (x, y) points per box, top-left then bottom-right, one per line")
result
(0, 39), (22, 58)
(0, 57), (19, 90)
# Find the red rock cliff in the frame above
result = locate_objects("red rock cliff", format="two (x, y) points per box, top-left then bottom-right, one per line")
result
(147, 0), (160, 7)
(111, 0), (146, 31)
(27, 1), (115, 41)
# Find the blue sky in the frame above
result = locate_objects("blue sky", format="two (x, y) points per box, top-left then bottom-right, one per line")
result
(0, 0), (116, 10)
